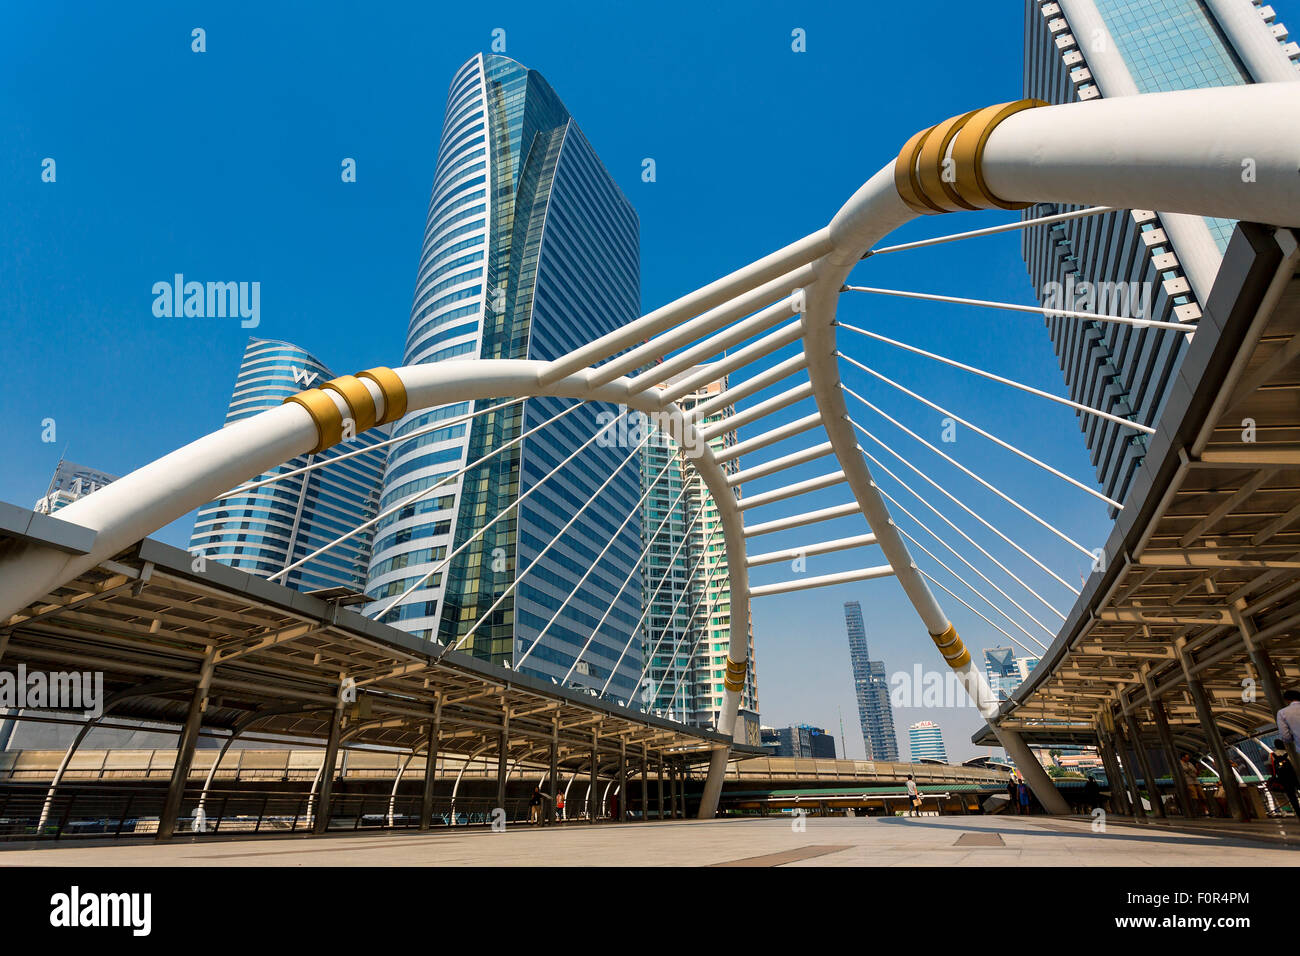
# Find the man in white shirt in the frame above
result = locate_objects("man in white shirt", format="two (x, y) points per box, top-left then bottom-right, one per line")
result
(1278, 690), (1300, 746)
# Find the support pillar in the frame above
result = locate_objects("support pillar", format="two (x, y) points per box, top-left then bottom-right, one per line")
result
(589, 725), (599, 822)
(1098, 728), (1132, 815)
(641, 744), (649, 822)
(548, 716), (559, 825)
(419, 695), (441, 831)
(1114, 723), (1148, 819)
(1152, 699), (1194, 817)
(1235, 606), (1300, 785)
(313, 686), (346, 836)
(670, 763), (678, 818)
(992, 724), (1071, 814)
(1187, 676), (1247, 821)
(1124, 711), (1166, 818)
(657, 761), (665, 820)
(618, 736), (627, 822)
(158, 648), (215, 841)
(495, 706), (510, 814)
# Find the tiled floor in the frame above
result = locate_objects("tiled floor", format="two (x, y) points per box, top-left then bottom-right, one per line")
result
(2, 813), (1299, 866)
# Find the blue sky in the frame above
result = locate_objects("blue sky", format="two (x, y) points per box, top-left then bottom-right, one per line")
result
(1, 0), (1119, 760)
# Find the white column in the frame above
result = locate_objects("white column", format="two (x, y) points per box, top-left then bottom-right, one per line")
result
(1204, 0), (1300, 82)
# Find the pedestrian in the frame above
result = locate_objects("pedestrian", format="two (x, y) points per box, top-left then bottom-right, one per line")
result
(1269, 739), (1298, 817)
(555, 791), (565, 822)
(1082, 774), (1102, 813)
(905, 774), (922, 817)
(1278, 689), (1300, 746)
(1008, 776), (1020, 815)
(1017, 780), (1031, 815)
(529, 786), (542, 824)
(1180, 754), (1209, 817)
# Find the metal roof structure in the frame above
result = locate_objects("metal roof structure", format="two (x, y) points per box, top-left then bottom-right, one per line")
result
(0, 522), (745, 775)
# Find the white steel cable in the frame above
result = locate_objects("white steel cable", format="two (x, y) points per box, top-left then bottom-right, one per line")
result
(836, 321), (1156, 434)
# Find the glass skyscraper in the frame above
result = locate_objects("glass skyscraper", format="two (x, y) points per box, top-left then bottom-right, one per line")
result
(641, 370), (758, 727)
(843, 601), (899, 761)
(189, 337), (390, 592)
(365, 54), (644, 700)
(1022, 0), (1299, 506)
(908, 720), (948, 763)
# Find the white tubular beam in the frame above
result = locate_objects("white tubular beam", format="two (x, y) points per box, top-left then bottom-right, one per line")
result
(658, 321), (805, 406)
(629, 294), (801, 392)
(893, 515), (1052, 649)
(228, 396), (521, 496)
(715, 413), (822, 463)
(750, 565), (894, 598)
(1204, 0), (1300, 82)
(743, 502), (861, 538)
(538, 228), (832, 386)
(918, 569), (1025, 652)
(854, 429), (1078, 597)
(981, 84), (1300, 228)
(700, 382), (814, 441)
(864, 206), (1114, 258)
(272, 397), (587, 582)
(859, 443), (1069, 619)
(842, 284), (1188, 332)
(838, 322), (1155, 434)
(838, 352), (1122, 509)
(844, 386), (1096, 560)
(728, 441), (834, 486)
(617, 283), (808, 391)
(688, 353), (807, 421)
(736, 471), (845, 512)
(746, 534), (877, 568)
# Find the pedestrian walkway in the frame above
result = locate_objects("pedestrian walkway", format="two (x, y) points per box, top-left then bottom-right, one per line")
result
(2, 813), (1297, 867)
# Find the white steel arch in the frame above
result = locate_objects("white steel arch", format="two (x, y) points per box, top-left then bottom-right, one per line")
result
(2, 83), (1299, 819)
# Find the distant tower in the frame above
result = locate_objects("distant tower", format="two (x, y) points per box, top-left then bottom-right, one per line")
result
(908, 720), (948, 763)
(843, 601), (899, 761)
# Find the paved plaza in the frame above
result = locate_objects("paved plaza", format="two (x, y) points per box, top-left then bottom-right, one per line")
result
(2, 815), (1298, 867)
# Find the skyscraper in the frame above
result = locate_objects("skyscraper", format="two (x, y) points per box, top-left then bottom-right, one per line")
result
(641, 371), (758, 727)
(908, 720), (948, 763)
(760, 724), (837, 759)
(189, 337), (389, 593)
(365, 54), (644, 700)
(984, 646), (1022, 702)
(1022, 0), (1299, 505)
(843, 601), (899, 761)
(34, 461), (118, 515)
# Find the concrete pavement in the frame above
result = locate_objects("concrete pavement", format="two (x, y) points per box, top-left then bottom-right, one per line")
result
(2, 813), (1299, 866)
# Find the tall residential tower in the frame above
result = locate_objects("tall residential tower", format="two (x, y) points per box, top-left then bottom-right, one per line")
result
(843, 601), (899, 760)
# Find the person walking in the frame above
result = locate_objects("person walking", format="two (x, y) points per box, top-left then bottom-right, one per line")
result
(1180, 754), (1209, 817)
(528, 786), (543, 824)
(555, 791), (565, 822)
(1270, 739), (1299, 817)
(1278, 690), (1300, 747)
(905, 774), (922, 817)
(1008, 776), (1020, 815)
(1017, 779), (1031, 816)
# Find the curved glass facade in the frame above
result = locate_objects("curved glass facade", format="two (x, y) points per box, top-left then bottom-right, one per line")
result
(189, 337), (389, 592)
(367, 54), (644, 700)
